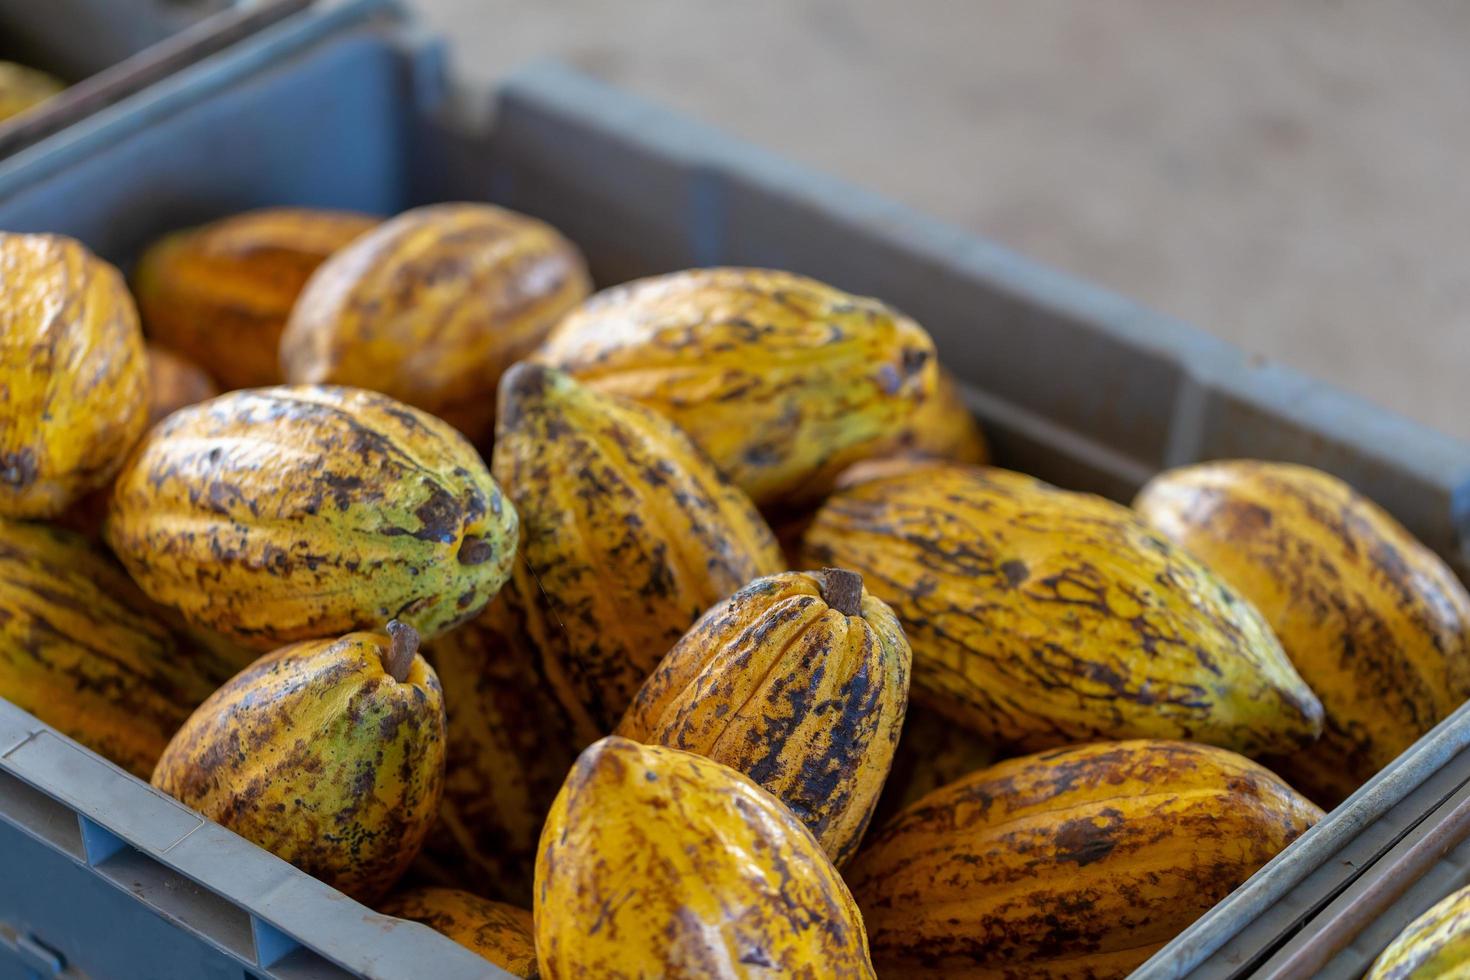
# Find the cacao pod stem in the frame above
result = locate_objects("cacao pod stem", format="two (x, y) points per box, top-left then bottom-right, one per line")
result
(820, 568), (864, 617)
(383, 620), (420, 682)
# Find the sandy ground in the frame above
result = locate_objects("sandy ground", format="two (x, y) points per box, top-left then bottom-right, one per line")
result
(416, 0), (1470, 442)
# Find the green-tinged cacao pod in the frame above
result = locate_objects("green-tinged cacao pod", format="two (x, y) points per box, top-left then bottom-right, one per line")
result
(1369, 884), (1470, 980)
(492, 363), (783, 744)
(617, 568), (909, 866)
(105, 385), (517, 649)
(800, 464), (1324, 756)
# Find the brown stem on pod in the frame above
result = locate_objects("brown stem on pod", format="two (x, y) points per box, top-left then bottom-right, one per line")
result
(820, 568), (864, 617)
(383, 620), (420, 683)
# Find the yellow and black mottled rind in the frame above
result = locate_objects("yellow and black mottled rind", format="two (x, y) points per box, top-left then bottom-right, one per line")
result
(535, 736), (875, 979)
(847, 740), (1322, 978)
(152, 628), (446, 904)
(1369, 884), (1470, 980)
(133, 208), (378, 389)
(1, 232), (149, 518)
(0, 519), (224, 778)
(380, 887), (539, 978)
(105, 384), (517, 650)
(418, 596), (578, 905)
(281, 203), (591, 443)
(1136, 460), (1470, 804)
(535, 267), (939, 507)
(492, 363), (783, 744)
(801, 464), (1325, 756)
(617, 569), (910, 867)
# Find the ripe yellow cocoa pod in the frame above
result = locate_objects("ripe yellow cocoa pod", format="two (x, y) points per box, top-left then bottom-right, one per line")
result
(144, 344), (219, 426)
(0, 519), (224, 778)
(617, 568), (909, 867)
(847, 739), (1322, 978)
(870, 706), (997, 829)
(0, 62), (63, 122)
(1369, 885), (1470, 979)
(801, 464), (1325, 756)
(281, 203), (591, 443)
(0, 232), (148, 518)
(535, 736), (875, 979)
(1135, 460), (1470, 804)
(132, 208), (378, 389)
(418, 597), (578, 904)
(536, 267), (938, 507)
(891, 366), (989, 465)
(380, 887), (539, 978)
(492, 363), (783, 743)
(105, 385), (517, 649)
(152, 623), (446, 904)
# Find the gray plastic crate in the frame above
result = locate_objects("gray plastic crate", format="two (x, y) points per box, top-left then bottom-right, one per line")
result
(0, 0), (315, 159)
(0, 9), (1468, 979)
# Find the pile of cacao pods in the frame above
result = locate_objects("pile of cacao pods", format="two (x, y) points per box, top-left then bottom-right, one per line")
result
(2, 202), (1467, 979)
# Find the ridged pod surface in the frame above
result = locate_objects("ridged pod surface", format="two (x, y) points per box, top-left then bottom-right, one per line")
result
(800, 464), (1324, 755)
(145, 344), (219, 426)
(419, 596), (578, 904)
(617, 568), (910, 867)
(0, 232), (148, 517)
(0, 519), (224, 777)
(0, 62), (63, 121)
(1135, 460), (1470, 804)
(871, 706), (997, 829)
(133, 208), (378, 389)
(105, 385), (517, 649)
(535, 267), (938, 507)
(535, 736), (875, 979)
(152, 625), (446, 903)
(281, 203), (591, 443)
(1369, 885), (1470, 980)
(847, 739), (1322, 978)
(492, 363), (783, 743)
(380, 887), (539, 978)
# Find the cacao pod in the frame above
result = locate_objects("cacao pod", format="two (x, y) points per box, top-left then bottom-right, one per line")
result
(617, 568), (909, 867)
(492, 363), (783, 743)
(152, 623), (446, 903)
(800, 463), (1325, 756)
(380, 887), (539, 978)
(105, 384), (517, 649)
(847, 739), (1322, 978)
(0, 232), (148, 517)
(895, 366), (989, 465)
(144, 344), (219, 426)
(535, 267), (938, 507)
(281, 203), (591, 443)
(1135, 460), (1470, 805)
(535, 736), (875, 979)
(1369, 884), (1470, 980)
(133, 208), (378, 389)
(0, 519), (224, 778)
(870, 705), (997, 829)
(418, 596), (578, 905)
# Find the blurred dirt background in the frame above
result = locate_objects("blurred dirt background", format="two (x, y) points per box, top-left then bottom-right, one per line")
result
(418, 0), (1470, 441)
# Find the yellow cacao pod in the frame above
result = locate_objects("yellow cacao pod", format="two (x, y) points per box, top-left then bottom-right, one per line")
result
(617, 568), (909, 866)
(152, 624), (445, 903)
(800, 463), (1325, 756)
(870, 706), (997, 829)
(105, 385), (517, 649)
(0, 232), (148, 517)
(847, 739), (1322, 978)
(535, 267), (938, 507)
(0, 519), (223, 777)
(1369, 885), (1470, 980)
(896, 367), (989, 465)
(380, 887), (539, 978)
(1135, 460), (1470, 804)
(418, 596), (578, 904)
(281, 203), (591, 443)
(535, 736), (875, 979)
(0, 62), (63, 122)
(492, 363), (783, 743)
(144, 344), (219, 426)
(133, 208), (377, 389)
